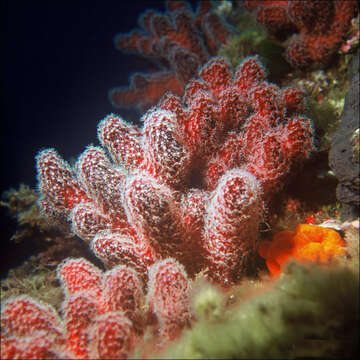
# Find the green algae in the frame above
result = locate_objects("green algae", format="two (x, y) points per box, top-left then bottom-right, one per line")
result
(157, 220), (359, 359)
(1, 258), (63, 312)
(218, 3), (292, 80)
(0, 184), (60, 243)
(161, 260), (359, 359)
(284, 54), (354, 152)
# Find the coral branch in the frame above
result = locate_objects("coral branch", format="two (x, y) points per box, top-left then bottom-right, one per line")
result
(203, 170), (263, 285)
(147, 258), (190, 344)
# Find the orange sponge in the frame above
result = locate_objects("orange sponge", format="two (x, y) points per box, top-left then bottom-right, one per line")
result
(258, 224), (346, 276)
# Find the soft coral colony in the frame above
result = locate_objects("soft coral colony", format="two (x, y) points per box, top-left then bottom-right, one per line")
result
(1, 258), (189, 359)
(243, 0), (358, 68)
(110, 0), (230, 111)
(1, 56), (314, 359)
(1, 2), (324, 359)
(36, 56), (314, 287)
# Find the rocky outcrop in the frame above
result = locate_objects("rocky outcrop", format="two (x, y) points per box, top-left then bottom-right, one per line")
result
(329, 51), (359, 220)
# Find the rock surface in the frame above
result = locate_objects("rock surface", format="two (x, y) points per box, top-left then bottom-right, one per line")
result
(329, 51), (359, 220)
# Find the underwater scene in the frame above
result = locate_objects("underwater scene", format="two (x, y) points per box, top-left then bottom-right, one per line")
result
(1, 1), (359, 358)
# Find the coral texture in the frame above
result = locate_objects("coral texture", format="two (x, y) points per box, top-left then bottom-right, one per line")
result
(243, 0), (358, 68)
(258, 224), (346, 276)
(36, 57), (314, 287)
(110, 0), (231, 111)
(1, 257), (190, 359)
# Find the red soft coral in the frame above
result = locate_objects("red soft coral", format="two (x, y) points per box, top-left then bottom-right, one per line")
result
(1, 257), (189, 359)
(110, 1), (231, 111)
(36, 57), (314, 287)
(243, 0), (358, 68)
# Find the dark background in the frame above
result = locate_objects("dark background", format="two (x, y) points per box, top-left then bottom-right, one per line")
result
(0, 0), (197, 275)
